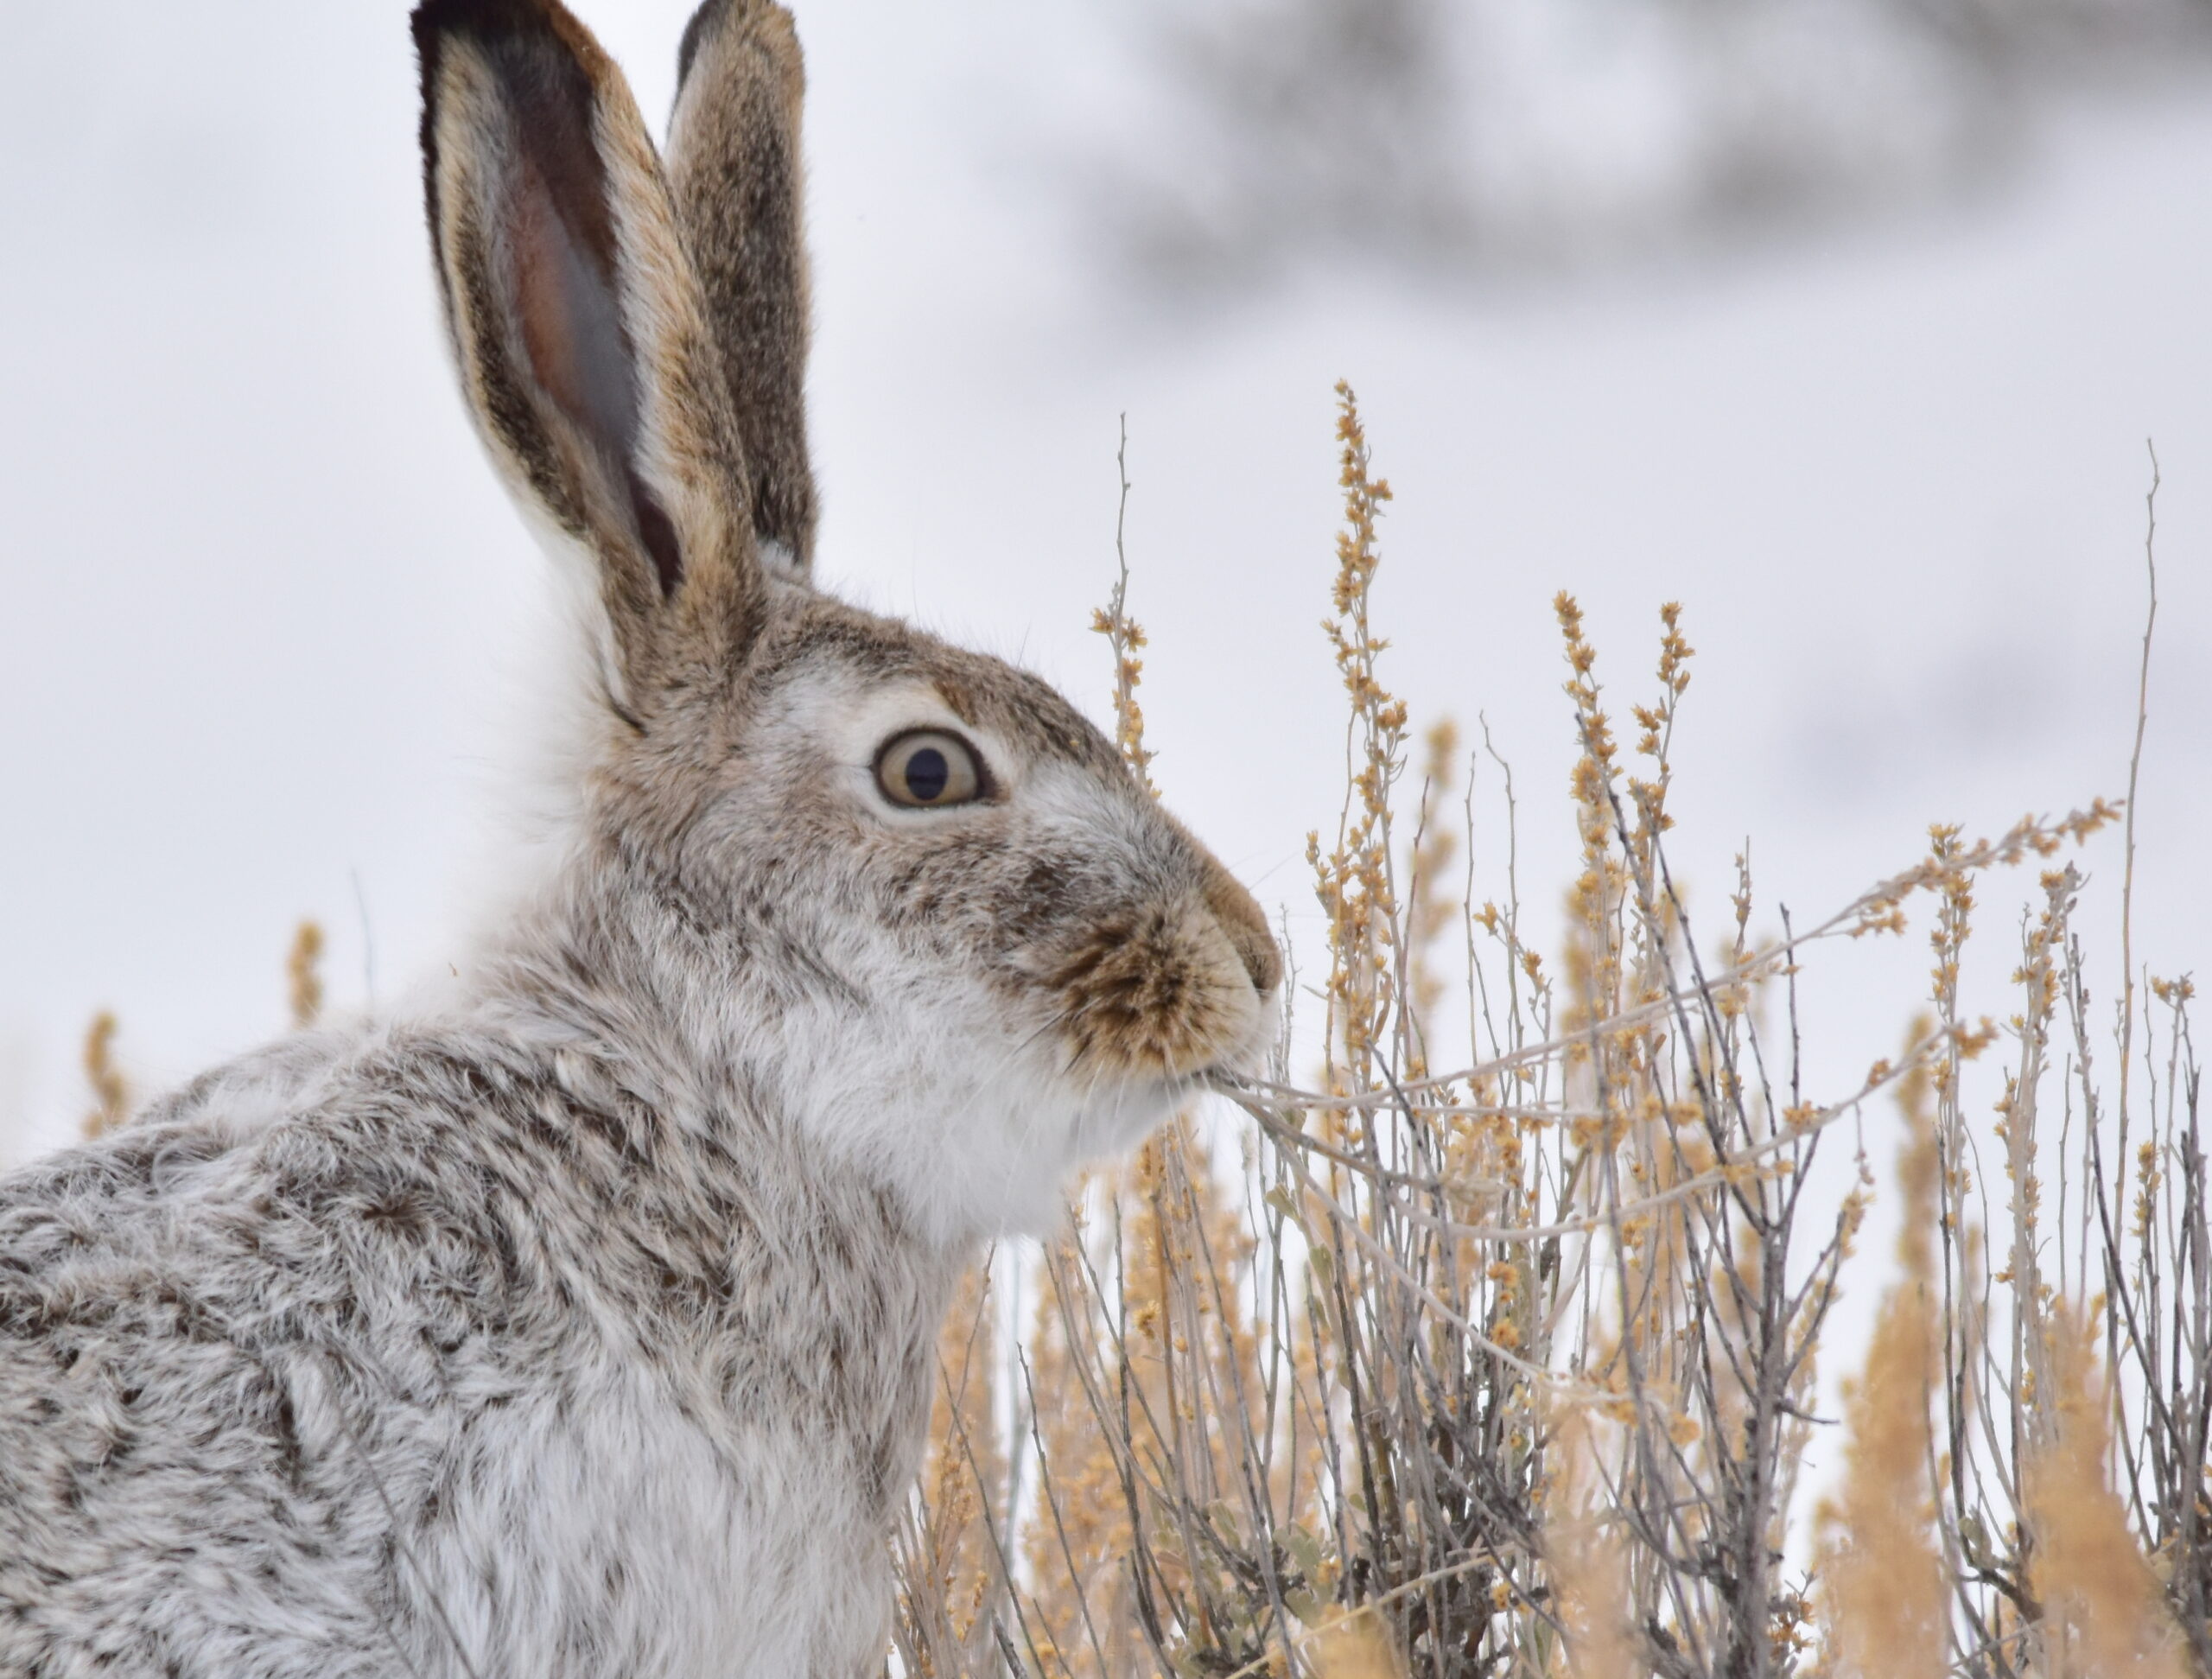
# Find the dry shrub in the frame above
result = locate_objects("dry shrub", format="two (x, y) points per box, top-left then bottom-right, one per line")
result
(79, 1010), (130, 1141)
(2023, 1314), (2185, 1679)
(898, 1260), (1015, 1677)
(287, 919), (325, 1031)
(1313, 1610), (1405, 1679)
(887, 386), (2201, 1679)
(1815, 1052), (1946, 1679)
(1544, 1408), (1637, 1679)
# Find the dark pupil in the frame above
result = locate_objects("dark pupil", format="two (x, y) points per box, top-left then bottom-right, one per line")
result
(904, 747), (951, 803)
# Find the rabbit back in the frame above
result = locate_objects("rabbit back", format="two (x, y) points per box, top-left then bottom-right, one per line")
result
(0, 1096), (422, 1676)
(0, 1028), (951, 1679)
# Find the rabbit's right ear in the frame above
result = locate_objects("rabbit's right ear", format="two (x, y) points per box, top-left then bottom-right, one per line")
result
(666, 0), (817, 580)
(415, 0), (763, 714)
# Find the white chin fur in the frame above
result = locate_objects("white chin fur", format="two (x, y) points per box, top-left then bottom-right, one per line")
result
(751, 991), (1188, 1246)
(1068, 1077), (1188, 1170)
(773, 971), (1266, 1246)
(881, 1070), (1183, 1244)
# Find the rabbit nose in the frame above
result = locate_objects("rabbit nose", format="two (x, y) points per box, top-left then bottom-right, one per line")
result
(1233, 927), (1281, 997)
(1200, 858), (1281, 997)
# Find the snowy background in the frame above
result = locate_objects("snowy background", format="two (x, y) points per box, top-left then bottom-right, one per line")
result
(3, 1), (2209, 1480)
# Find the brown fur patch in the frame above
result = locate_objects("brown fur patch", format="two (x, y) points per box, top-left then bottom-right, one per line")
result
(1047, 906), (1245, 1078)
(931, 677), (981, 728)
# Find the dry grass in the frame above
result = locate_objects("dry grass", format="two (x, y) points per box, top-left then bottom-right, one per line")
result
(79, 1011), (130, 1142)
(1813, 1051), (1947, 1679)
(887, 388), (2201, 1678)
(288, 919), (326, 1032)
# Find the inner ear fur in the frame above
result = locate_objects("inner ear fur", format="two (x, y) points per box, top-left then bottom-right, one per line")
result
(666, 0), (818, 579)
(415, 0), (764, 696)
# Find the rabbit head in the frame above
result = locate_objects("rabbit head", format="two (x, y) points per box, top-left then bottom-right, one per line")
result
(414, 0), (1281, 1242)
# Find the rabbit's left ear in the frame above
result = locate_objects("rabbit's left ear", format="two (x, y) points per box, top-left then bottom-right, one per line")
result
(666, 0), (817, 581)
(415, 0), (763, 704)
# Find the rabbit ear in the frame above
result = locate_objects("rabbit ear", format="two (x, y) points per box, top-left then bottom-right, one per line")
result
(415, 0), (763, 709)
(665, 0), (817, 581)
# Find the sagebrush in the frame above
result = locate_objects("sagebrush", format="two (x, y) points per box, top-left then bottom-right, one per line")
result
(888, 388), (2201, 1679)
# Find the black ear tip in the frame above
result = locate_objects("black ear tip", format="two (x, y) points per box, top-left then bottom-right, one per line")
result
(676, 0), (734, 91)
(410, 0), (448, 67)
(412, 0), (503, 40)
(413, 0), (577, 55)
(412, 0), (538, 152)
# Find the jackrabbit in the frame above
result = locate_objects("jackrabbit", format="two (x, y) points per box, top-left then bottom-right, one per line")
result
(0, 2), (1280, 1675)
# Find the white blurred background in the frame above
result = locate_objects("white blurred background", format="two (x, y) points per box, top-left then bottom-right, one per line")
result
(3, 1), (2209, 1484)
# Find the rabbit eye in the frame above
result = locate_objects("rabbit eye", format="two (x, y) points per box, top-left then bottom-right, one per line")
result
(875, 729), (985, 809)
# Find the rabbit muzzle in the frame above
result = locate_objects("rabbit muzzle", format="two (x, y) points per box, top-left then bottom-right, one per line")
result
(1041, 858), (1280, 1085)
